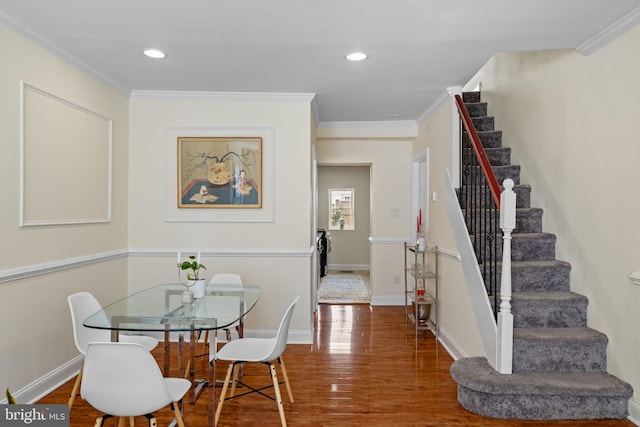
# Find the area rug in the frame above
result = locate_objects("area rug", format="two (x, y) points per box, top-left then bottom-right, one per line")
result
(318, 272), (371, 304)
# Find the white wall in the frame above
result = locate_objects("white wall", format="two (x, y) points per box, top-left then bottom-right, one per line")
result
(128, 93), (315, 341)
(316, 125), (415, 304)
(462, 25), (640, 417)
(0, 24), (130, 401)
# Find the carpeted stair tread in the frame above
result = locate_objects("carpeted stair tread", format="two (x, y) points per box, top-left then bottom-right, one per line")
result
(514, 326), (606, 342)
(511, 290), (587, 304)
(451, 357), (632, 397)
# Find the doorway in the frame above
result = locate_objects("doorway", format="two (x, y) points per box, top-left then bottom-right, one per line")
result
(317, 165), (371, 304)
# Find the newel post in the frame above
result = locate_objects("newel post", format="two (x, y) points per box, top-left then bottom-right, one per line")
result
(496, 178), (516, 374)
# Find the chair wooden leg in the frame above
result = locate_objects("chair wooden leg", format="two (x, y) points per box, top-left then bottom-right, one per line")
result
(129, 416), (135, 426)
(171, 401), (186, 427)
(117, 417), (126, 427)
(215, 363), (235, 426)
(68, 366), (83, 409)
(277, 357), (294, 403)
(229, 362), (240, 397)
(269, 364), (287, 427)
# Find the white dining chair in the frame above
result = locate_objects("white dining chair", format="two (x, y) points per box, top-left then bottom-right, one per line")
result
(213, 296), (299, 427)
(209, 273), (245, 340)
(81, 342), (191, 427)
(67, 292), (159, 410)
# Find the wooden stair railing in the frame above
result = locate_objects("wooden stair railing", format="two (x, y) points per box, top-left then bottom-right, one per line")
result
(453, 93), (515, 374)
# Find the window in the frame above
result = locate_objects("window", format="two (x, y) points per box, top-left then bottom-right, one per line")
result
(328, 188), (354, 230)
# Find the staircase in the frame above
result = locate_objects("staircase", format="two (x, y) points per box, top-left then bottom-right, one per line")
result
(449, 91), (633, 420)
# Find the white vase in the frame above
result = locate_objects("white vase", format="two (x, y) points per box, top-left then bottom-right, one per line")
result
(187, 279), (206, 298)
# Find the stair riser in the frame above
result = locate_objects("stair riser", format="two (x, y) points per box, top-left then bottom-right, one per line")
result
(511, 299), (587, 328)
(474, 235), (556, 262)
(463, 92), (481, 103)
(496, 262), (571, 292)
(463, 147), (511, 166)
(504, 235), (556, 261)
(458, 185), (531, 208)
(462, 130), (503, 148)
(463, 208), (542, 233)
(513, 337), (607, 372)
(471, 116), (494, 131)
(456, 386), (629, 420)
(465, 102), (487, 118)
(464, 165), (521, 185)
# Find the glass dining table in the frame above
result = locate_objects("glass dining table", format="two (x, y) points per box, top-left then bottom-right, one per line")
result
(83, 282), (260, 425)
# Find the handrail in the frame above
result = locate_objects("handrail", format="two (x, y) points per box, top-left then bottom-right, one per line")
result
(454, 94), (501, 209)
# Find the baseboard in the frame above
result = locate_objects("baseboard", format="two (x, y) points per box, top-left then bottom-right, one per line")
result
(370, 294), (404, 305)
(1, 355), (82, 404)
(437, 326), (468, 361)
(628, 397), (640, 425)
(326, 264), (369, 272)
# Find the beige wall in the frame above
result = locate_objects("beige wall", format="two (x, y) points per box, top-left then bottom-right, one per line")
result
(0, 24), (130, 398)
(414, 99), (485, 358)
(127, 94), (315, 341)
(316, 128), (415, 304)
(462, 25), (640, 416)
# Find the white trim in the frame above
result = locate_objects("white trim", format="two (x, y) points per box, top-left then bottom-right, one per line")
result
(0, 250), (127, 284)
(437, 326), (469, 361)
(368, 237), (410, 245)
(325, 264), (369, 271)
(577, 6), (640, 55)
(370, 294), (405, 306)
(130, 248), (314, 258)
(416, 90), (451, 124)
(0, 5), (129, 96)
(0, 356), (82, 404)
(0, 248), (313, 284)
(437, 246), (461, 261)
(317, 120), (417, 129)
(628, 398), (640, 426)
(19, 81), (113, 227)
(130, 90), (315, 103)
(447, 86), (463, 188)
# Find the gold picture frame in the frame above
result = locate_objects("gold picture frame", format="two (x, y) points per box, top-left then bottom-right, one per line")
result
(178, 136), (262, 208)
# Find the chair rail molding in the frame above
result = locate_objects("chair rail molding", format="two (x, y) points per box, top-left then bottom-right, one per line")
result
(0, 250), (127, 284)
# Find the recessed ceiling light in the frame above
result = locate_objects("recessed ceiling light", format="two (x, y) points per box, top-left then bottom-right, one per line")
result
(144, 49), (166, 59)
(346, 52), (368, 61)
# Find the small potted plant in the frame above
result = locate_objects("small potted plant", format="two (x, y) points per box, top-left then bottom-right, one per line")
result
(178, 253), (207, 299)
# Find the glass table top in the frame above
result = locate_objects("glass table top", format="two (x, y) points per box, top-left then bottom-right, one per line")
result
(83, 283), (260, 333)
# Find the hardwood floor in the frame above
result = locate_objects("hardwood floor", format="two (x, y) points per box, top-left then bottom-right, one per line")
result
(39, 304), (635, 426)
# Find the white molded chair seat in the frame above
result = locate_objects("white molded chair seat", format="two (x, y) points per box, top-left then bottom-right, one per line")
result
(213, 296), (299, 427)
(81, 342), (191, 427)
(67, 292), (159, 409)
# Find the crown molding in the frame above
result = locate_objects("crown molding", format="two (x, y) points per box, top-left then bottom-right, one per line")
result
(317, 120), (417, 129)
(0, 4), (130, 96)
(130, 90), (316, 103)
(577, 6), (640, 55)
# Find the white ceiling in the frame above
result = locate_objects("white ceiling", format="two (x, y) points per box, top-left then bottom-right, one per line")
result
(1, 0), (640, 124)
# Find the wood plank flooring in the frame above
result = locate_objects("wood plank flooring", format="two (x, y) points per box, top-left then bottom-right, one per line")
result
(39, 304), (635, 426)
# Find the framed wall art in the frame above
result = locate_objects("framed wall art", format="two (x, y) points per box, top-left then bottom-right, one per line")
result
(178, 136), (262, 208)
